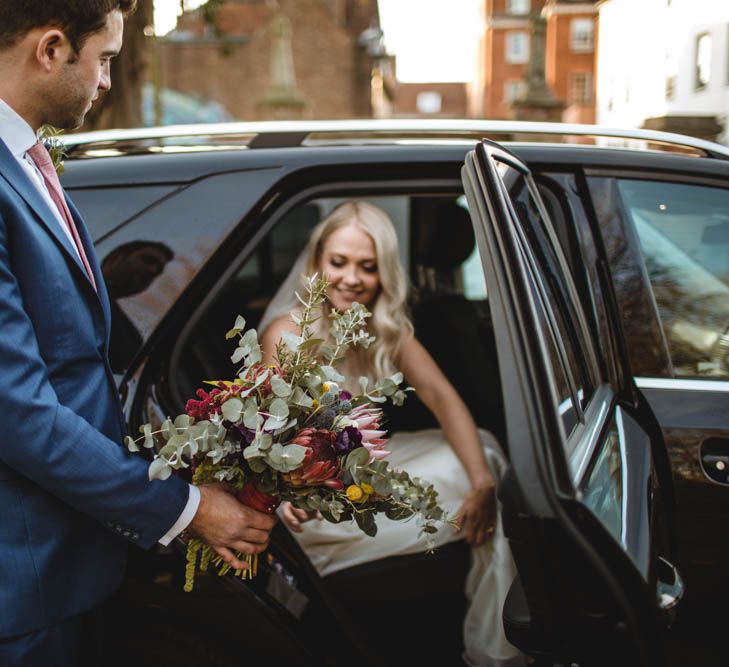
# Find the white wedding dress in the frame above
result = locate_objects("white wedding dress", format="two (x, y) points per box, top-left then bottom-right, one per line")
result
(284, 427), (525, 667)
(260, 250), (525, 666)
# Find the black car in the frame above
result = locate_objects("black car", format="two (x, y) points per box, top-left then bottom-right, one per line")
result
(61, 120), (729, 666)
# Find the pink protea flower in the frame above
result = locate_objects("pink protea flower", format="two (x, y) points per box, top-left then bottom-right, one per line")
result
(348, 405), (390, 461)
(281, 428), (344, 489)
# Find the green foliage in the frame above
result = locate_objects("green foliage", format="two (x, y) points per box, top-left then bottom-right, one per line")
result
(126, 273), (452, 590)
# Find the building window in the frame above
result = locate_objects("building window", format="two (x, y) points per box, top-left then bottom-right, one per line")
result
(504, 79), (527, 103)
(695, 32), (712, 89)
(665, 50), (677, 100)
(570, 18), (594, 52)
(665, 75), (676, 99)
(416, 91), (442, 114)
(569, 72), (593, 104)
(506, 31), (529, 64)
(507, 0), (530, 14)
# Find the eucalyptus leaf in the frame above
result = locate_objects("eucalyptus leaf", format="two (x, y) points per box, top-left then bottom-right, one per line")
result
(243, 404), (261, 430)
(281, 330), (302, 351)
(149, 457), (172, 481)
(266, 443), (307, 472)
(291, 386), (313, 408)
(221, 397), (243, 422)
(243, 443), (263, 460)
(142, 423), (155, 449)
(345, 447), (370, 471)
(254, 433), (273, 451)
(223, 315), (246, 337)
(174, 414), (191, 433)
(320, 365), (345, 382)
(230, 347), (246, 364)
(270, 375), (292, 398)
(248, 457), (268, 474)
(240, 328), (258, 347)
(268, 398), (289, 420)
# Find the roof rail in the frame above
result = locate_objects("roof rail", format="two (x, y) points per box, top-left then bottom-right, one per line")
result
(63, 119), (729, 159)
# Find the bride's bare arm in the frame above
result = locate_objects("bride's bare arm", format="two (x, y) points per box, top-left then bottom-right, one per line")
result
(260, 315), (300, 365)
(397, 334), (497, 546)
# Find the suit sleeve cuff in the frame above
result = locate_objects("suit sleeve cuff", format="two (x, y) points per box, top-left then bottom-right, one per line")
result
(158, 484), (200, 546)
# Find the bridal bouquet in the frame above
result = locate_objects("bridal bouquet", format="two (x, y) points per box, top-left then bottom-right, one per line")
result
(126, 274), (452, 591)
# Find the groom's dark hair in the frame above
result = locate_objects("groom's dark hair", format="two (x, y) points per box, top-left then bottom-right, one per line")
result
(0, 1), (137, 53)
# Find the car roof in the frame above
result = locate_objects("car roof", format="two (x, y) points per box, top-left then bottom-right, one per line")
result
(64, 119), (729, 160)
(60, 119), (729, 190)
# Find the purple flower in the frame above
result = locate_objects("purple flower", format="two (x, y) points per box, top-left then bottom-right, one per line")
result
(335, 426), (362, 455)
(231, 424), (256, 445)
(339, 391), (352, 401)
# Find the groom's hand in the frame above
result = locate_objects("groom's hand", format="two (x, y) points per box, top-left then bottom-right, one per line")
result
(187, 483), (277, 570)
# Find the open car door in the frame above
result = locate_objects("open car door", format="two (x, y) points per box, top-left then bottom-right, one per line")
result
(462, 141), (682, 666)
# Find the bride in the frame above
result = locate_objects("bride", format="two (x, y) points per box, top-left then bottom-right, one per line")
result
(260, 200), (524, 667)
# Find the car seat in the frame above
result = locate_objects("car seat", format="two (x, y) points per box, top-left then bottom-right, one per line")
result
(393, 197), (507, 447)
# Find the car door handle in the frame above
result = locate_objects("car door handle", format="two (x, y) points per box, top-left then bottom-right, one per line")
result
(656, 556), (684, 626)
(700, 437), (729, 485)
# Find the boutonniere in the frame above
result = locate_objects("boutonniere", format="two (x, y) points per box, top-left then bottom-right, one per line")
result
(38, 124), (67, 176)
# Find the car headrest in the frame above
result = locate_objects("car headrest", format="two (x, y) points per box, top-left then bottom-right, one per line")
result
(414, 201), (475, 270)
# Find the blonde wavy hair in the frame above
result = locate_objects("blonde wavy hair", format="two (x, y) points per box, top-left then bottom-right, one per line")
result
(303, 201), (413, 383)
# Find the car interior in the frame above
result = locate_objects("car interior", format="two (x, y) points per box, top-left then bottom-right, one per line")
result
(167, 191), (508, 663)
(175, 192), (506, 443)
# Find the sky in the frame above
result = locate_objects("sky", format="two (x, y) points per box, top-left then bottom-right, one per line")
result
(153, 0), (481, 83)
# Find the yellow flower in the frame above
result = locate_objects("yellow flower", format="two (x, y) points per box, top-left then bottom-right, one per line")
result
(346, 484), (364, 502)
(322, 383), (330, 393)
(360, 482), (374, 495)
(312, 399), (319, 409)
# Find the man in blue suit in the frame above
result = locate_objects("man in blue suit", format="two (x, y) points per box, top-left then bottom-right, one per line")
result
(0, 2), (277, 664)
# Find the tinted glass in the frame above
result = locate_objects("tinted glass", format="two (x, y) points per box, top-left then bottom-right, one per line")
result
(618, 179), (729, 379)
(582, 420), (623, 544)
(69, 185), (178, 242)
(494, 158), (595, 443)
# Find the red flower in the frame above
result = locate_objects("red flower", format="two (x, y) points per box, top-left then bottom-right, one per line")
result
(185, 388), (223, 421)
(281, 428), (344, 490)
(236, 483), (280, 514)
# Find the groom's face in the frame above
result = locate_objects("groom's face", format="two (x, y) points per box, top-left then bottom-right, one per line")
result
(49, 9), (123, 129)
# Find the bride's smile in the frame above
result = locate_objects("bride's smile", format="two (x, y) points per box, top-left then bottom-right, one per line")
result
(319, 224), (380, 311)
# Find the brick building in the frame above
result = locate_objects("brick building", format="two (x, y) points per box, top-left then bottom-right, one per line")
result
(393, 82), (469, 118)
(468, 0), (597, 121)
(155, 0), (394, 121)
(544, 1), (598, 123)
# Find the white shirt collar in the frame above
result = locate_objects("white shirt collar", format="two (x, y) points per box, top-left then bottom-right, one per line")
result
(0, 96), (38, 158)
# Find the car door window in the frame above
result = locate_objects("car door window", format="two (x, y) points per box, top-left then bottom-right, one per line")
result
(494, 159), (599, 445)
(617, 179), (729, 379)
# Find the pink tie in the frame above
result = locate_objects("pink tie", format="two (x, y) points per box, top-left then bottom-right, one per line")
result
(27, 141), (97, 291)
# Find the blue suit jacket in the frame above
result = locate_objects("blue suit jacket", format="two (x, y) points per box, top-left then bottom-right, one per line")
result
(0, 140), (189, 638)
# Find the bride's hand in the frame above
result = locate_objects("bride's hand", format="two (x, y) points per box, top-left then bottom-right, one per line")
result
(455, 478), (497, 547)
(280, 501), (320, 533)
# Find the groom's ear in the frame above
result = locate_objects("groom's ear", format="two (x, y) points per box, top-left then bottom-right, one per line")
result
(35, 29), (73, 72)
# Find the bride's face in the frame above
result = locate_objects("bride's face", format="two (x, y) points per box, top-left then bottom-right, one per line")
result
(319, 224), (380, 311)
